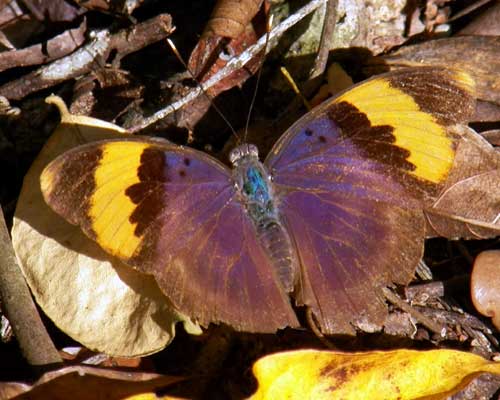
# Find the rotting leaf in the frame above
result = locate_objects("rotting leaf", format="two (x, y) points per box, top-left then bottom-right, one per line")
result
(0, 365), (181, 400)
(248, 349), (500, 400)
(11, 96), (200, 357)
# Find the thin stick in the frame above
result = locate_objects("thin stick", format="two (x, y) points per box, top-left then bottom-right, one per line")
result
(447, 0), (492, 22)
(310, 0), (338, 79)
(129, 0), (326, 133)
(0, 207), (62, 370)
(306, 308), (337, 349)
(166, 38), (238, 140)
(280, 66), (311, 110)
(382, 287), (445, 337)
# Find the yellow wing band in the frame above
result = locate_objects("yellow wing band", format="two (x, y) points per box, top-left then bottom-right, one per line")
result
(336, 79), (452, 184)
(335, 69), (475, 184)
(90, 142), (149, 259)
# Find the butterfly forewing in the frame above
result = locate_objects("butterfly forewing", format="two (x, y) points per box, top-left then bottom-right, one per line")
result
(42, 139), (298, 332)
(266, 67), (476, 334)
(41, 67), (476, 335)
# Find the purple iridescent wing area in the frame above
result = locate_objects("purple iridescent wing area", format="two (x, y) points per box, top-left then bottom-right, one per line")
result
(42, 138), (298, 332)
(265, 68), (475, 334)
(266, 114), (424, 334)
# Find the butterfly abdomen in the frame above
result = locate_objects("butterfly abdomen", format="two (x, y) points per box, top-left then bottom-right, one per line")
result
(230, 144), (298, 293)
(255, 218), (297, 293)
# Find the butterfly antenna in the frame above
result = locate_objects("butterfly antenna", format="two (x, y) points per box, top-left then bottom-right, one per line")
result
(166, 38), (239, 142)
(243, 14), (273, 144)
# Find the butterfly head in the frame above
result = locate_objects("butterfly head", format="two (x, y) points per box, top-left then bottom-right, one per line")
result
(229, 143), (259, 167)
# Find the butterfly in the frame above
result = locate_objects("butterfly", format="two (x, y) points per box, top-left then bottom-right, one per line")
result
(40, 67), (475, 334)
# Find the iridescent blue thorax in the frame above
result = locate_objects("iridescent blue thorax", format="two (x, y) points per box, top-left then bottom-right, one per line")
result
(230, 144), (277, 223)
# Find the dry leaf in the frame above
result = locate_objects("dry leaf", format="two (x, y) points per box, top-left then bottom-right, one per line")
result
(179, 0), (264, 131)
(249, 349), (500, 400)
(481, 129), (500, 146)
(458, 1), (500, 36)
(188, 0), (264, 83)
(425, 125), (500, 239)
(0, 365), (181, 400)
(202, 0), (263, 39)
(11, 96), (200, 357)
(370, 36), (500, 106)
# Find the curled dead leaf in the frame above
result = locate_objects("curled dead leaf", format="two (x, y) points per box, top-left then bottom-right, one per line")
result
(425, 125), (500, 239)
(203, 0), (263, 39)
(11, 96), (200, 357)
(0, 365), (181, 400)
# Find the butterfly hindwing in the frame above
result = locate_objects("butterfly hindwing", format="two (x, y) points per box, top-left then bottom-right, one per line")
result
(266, 67), (476, 334)
(41, 67), (476, 335)
(41, 139), (298, 332)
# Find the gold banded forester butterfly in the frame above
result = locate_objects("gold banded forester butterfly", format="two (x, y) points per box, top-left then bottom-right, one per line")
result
(41, 67), (475, 334)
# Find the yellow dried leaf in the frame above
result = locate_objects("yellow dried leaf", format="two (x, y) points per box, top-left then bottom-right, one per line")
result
(12, 96), (200, 357)
(249, 349), (500, 400)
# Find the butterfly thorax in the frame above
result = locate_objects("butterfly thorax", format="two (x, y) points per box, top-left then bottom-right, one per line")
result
(230, 144), (297, 293)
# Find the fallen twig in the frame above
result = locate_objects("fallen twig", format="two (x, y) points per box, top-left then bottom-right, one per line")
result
(383, 287), (446, 337)
(310, 0), (338, 79)
(0, 14), (173, 100)
(129, 0), (326, 133)
(0, 206), (62, 370)
(0, 19), (87, 73)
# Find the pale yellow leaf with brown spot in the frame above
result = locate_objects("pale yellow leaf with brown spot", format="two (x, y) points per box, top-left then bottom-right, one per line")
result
(249, 349), (500, 400)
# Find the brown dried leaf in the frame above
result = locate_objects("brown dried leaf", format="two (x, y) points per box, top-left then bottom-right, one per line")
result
(481, 129), (500, 146)
(11, 96), (200, 357)
(459, 1), (500, 36)
(176, 1), (264, 131)
(475, 100), (500, 122)
(0, 365), (181, 400)
(425, 125), (500, 239)
(188, 0), (263, 78)
(371, 36), (500, 105)
(203, 0), (263, 39)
